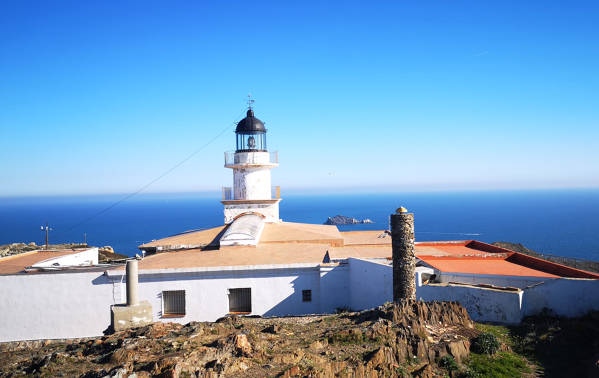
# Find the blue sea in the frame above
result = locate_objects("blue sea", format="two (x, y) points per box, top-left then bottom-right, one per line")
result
(1, 190), (598, 261)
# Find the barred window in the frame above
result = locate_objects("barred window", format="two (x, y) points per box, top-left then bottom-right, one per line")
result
(228, 288), (251, 313)
(302, 290), (312, 302)
(162, 290), (185, 317)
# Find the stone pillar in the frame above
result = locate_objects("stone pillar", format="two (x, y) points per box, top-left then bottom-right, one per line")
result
(110, 259), (152, 332)
(126, 259), (139, 306)
(391, 207), (416, 302)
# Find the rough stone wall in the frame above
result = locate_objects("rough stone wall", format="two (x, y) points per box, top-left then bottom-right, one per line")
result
(391, 211), (416, 301)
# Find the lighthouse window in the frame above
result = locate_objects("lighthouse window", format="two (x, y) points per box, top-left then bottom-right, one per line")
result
(236, 133), (266, 152)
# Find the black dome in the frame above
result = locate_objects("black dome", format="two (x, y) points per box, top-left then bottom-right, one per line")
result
(235, 109), (266, 133)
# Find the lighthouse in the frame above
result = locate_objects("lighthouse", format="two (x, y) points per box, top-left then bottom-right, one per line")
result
(222, 104), (281, 224)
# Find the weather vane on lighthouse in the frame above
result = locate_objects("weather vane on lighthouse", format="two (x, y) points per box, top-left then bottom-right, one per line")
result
(247, 93), (254, 110)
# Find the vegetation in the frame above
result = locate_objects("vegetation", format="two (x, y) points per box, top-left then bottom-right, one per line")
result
(437, 355), (458, 372)
(471, 332), (500, 355)
(2, 303), (598, 377)
(466, 352), (530, 378)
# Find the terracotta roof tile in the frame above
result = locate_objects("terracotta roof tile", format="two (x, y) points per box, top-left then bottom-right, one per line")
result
(418, 256), (560, 278)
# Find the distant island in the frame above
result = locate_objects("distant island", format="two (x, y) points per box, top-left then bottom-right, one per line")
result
(324, 215), (374, 225)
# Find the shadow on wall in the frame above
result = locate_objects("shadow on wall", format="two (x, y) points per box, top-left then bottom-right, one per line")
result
(263, 264), (350, 317)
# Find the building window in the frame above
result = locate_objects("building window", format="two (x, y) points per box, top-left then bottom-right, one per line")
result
(229, 288), (251, 313)
(162, 290), (185, 317)
(302, 290), (312, 302)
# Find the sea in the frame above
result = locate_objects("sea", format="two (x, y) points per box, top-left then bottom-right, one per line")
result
(1, 189), (598, 261)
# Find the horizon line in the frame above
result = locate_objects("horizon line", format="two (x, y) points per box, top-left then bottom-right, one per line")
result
(1, 185), (599, 200)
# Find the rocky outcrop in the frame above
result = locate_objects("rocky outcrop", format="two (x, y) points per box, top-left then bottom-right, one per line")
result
(324, 215), (374, 225)
(99, 246), (115, 254)
(0, 301), (478, 377)
(0, 242), (38, 257)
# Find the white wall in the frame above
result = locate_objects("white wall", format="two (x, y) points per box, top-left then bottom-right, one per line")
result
(132, 267), (322, 322)
(319, 265), (350, 313)
(3, 258), (598, 342)
(106, 264), (349, 324)
(348, 258), (392, 311)
(522, 278), (599, 317)
(347, 258), (525, 324)
(436, 271), (544, 289)
(0, 271), (115, 342)
(233, 167), (272, 200)
(418, 284), (524, 324)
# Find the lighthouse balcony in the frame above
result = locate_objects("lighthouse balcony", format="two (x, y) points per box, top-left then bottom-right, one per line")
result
(224, 151), (278, 168)
(222, 186), (281, 201)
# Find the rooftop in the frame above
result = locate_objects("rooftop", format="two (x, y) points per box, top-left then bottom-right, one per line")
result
(135, 222), (599, 279)
(135, 243), (329, 270)
(0, 249), (87, 275)
(419, 255), (560, 278)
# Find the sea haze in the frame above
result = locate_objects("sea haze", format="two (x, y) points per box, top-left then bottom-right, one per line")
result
(0, 190), (598, 261)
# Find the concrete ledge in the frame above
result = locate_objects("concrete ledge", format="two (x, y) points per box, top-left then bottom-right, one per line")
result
(110, 301), (153, 332)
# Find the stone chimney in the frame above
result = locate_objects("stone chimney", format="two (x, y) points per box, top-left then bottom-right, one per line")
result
(391, 207), (416, 301)
(126, 260), (139, 306)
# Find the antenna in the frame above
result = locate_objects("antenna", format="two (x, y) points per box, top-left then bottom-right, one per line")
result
(40, 223), (53, 250)
(247, 93), (254, 110)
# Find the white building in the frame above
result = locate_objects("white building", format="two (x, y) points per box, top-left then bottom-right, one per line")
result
(1, 106), (599, 342)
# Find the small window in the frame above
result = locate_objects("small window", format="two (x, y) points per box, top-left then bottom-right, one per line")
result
(302, 289), (312, 302)
(162, 290), (185, 317)
(229, 288), (251, 313)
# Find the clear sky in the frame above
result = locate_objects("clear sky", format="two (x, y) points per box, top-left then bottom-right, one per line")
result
(1, 1), (598, 196)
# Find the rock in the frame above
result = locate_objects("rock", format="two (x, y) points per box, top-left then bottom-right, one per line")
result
(447, 339), (470, 363)
(365, 346), (397, 369)
(0, 300), (483, 377)
(262, 324), (281, 334)
(28, 242), (37, 246)
(233, 334), (252, 356)
(100, 246), (115, 254)
(283, 365), (301, 377)
(324, 215), (374, 225)
(107, 367), (128, 378)
(309, 340), (325, 351)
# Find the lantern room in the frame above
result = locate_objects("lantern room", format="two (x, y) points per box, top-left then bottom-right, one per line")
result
(235, 109), (267, 152)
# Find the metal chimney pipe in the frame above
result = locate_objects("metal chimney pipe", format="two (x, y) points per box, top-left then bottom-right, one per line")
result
(391, 207), (416, 302)
(126, 259), (139, 306)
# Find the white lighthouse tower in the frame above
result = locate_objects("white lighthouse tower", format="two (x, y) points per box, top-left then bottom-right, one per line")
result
(222, 104), (281, 224)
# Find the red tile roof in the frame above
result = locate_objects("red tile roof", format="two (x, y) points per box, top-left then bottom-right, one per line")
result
(419, 255), (560, 278)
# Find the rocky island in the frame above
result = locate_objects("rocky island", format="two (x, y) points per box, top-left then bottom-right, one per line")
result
(324, 215), (374, 225)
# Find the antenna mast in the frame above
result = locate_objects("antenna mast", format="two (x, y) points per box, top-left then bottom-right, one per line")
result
(40, 223), (53, 250)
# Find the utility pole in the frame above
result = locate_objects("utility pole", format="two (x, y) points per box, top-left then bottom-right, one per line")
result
(40, 223), (52, 250)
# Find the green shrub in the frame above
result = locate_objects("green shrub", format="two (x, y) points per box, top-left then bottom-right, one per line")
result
(438, 355), (458, 371)
(472, 332), (500, 355)
(458, 368), (482, 378)
(466, 351), (529, 377)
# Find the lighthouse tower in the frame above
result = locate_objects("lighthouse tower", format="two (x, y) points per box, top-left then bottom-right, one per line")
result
(222, 105), (281, 224)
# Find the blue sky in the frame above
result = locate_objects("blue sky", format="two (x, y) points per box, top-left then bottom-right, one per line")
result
(1, 1), (598, 196)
